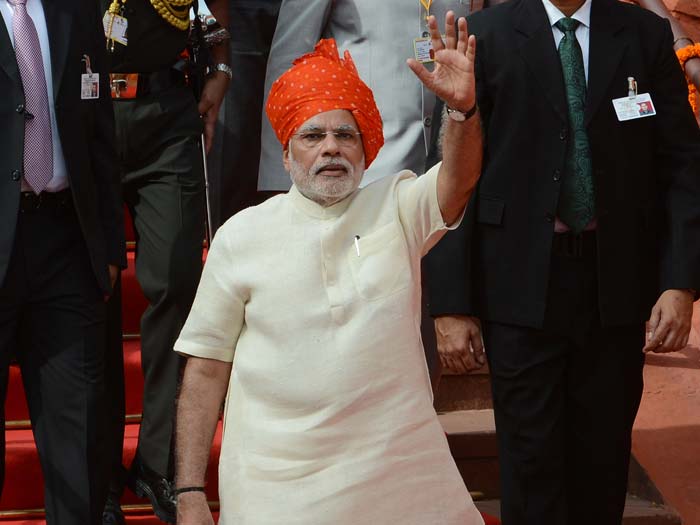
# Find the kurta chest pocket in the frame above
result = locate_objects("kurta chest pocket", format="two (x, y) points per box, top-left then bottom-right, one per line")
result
(348, 221), (411, 301)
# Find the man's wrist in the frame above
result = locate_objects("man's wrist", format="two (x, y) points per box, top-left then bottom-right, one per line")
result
(175, 486), (206, 495)
(445, 103), (477, 122)
(670, 288), (697, 299)
(210, 63), (233, 81)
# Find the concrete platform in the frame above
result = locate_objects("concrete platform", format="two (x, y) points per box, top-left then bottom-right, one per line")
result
(439, 410), (500, 499)
(435, 366), (493, 412)
(475, 496), (680, 524)
(633, 302), (700, 525)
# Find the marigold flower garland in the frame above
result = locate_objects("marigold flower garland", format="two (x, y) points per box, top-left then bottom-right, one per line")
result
(676, 43), (700, 115)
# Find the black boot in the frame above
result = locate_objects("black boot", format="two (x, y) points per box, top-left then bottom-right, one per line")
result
(127, 455), (176, 524)
(102, 482), (125, 525)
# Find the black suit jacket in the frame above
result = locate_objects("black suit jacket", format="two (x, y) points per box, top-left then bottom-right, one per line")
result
(426, 0), (700, 328)
(0, 0), (125, 293)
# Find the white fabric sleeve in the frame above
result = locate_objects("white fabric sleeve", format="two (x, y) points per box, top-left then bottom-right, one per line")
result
(396, 162), (465, 257)
(173, 231), (245, 363)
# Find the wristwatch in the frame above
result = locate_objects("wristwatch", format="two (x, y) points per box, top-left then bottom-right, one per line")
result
(211, 63), (233, 80)
(445, 103), (477, 122)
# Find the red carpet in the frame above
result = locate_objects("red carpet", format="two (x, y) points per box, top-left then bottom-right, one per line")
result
(121, 251), (149, 335)
(0, 513), (222, 524)
(5, 340), (144, 425)
(0, 512), (499, 525)
(2, 210), (499, 524)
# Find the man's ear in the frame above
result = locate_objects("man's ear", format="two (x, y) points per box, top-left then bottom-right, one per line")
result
(282, 145), (291, 173)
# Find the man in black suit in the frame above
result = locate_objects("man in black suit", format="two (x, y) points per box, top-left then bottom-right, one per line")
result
(0, 0), (124, 523)
(425, 1), (700, 524)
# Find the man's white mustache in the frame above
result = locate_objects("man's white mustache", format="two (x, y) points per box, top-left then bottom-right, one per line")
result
(311, 158), (353, 176)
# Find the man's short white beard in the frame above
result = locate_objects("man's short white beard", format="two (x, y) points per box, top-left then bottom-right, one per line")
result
(288, 150), (365, 207)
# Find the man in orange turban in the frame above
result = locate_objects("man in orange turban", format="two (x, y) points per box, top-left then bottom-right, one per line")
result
(266, 38), (384, 170)
(174, 12), (488, 525)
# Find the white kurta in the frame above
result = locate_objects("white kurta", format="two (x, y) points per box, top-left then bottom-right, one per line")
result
(175, 165), (483, 525)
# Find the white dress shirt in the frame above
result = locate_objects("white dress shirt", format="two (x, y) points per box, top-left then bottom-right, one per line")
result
(1, 0), (69, 192)
(542, 0), (592, 83)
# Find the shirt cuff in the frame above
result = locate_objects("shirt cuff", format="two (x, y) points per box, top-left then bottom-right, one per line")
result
(174, 342), (235, 363)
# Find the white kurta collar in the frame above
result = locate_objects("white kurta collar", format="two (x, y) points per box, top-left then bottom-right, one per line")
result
(288, 184), (357, 220)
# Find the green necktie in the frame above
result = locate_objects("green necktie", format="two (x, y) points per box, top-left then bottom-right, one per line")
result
(555, 17), (595, 233)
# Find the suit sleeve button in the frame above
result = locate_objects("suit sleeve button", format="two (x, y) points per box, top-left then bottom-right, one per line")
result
(545, 212), (554, 222)
(15, 104), (24, 114)
(553, 169), (561, 182)
(559, 129), (567, 140)
(11, 170), (21, 181)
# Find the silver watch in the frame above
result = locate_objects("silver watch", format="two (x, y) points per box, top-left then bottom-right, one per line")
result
(211, 63), (233, 80)
(445, 104), (477, 122)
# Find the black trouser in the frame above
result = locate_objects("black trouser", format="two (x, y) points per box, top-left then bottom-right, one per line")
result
(105, 84), (205, 482)
(103, 274), (125, 492)
(208, 0), (282, 230)
(0, 193), (107, 524)
(483, 232), (645, 525)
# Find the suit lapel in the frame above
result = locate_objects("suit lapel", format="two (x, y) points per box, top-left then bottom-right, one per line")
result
(0, 12), (20, 83)
(41, 0), (72, 101)
(513, 0), (567, 124)
(584, 0), (627, 126)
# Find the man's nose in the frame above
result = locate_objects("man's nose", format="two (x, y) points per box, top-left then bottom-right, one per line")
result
(319, 133), (341, 154)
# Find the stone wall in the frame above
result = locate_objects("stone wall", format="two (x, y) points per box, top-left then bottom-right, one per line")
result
(660, 0), (700, 41)
(665, 0), (700, 41)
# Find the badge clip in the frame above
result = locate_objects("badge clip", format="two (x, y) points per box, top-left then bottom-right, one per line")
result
(81, 55), (100, 100)
(612, 79), (656, 122)
(109, 73), (138, 99)
(82, 54), (92, 74)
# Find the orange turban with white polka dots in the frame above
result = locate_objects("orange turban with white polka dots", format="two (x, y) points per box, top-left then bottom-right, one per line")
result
(266, 38), (384, 168)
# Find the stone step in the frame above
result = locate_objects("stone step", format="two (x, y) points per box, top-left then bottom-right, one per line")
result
(475, 497), (681, 524)
(439, 409), (500, 499)
(438, 409), (679, 519)
(434, 367), (493, 412)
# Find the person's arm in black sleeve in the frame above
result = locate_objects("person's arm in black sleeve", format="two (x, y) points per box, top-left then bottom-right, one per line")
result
(89, 3), (126, 288)
(423, 23), (491, 372)
(644, 19), (700, 353)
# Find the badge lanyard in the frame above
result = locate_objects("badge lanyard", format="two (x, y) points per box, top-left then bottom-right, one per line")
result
(105, 0), (128, 52)
(420, 0), (433, 35)
(413, 0), (439, 64)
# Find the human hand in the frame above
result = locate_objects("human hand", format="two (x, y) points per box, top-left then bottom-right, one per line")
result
(104, 264), (120, 302)
(643, 289), (694, 353)
(406, 11), (476, 113)
(434, 315), (486, 373)
(176, 492), (214, 525)
(198, 71), (230, 153)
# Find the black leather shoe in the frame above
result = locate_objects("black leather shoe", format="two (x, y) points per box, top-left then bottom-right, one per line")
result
(102, 491), (125, 525)
(127, 456), (176, 524)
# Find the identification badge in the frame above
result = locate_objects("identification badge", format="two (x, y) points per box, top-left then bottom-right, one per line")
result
(413, 37), (436, 64)
(612, 93), (656, 122)
(81, 73), (100, 99)
(103, 12), (128, 46)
